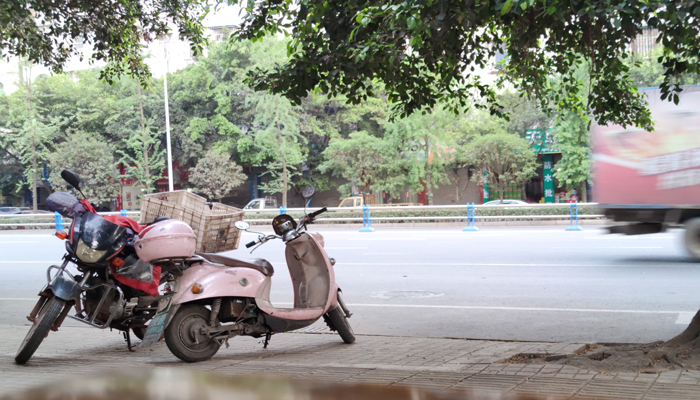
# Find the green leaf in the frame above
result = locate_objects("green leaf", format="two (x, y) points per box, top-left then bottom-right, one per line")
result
(501, 0), (512, 14)
(547, 6), (556, 15)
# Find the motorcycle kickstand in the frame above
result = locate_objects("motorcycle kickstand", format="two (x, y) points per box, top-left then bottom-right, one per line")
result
(123, 330), (136, 352)
(263, 332), (272, 349)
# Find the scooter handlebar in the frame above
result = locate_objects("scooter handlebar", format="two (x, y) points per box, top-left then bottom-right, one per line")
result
(309, 207), (327, 219)
(245, 240), (257, 248)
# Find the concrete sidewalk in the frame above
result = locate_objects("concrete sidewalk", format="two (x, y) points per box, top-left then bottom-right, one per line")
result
(1, 325), (699, 399)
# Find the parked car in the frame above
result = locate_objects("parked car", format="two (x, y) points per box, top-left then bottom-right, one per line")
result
(16, 210), (54, 215)
(338, 194), (418, 208)
(243, 196), (278, 210)
(482, 200), (529, 206)
(0, 207), (21, 214)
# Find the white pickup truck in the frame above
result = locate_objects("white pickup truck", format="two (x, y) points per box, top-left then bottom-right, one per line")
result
(243, 196), (278, 210)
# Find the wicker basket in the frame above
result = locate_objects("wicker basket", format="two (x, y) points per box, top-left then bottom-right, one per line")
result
(139, 191), (245, 253)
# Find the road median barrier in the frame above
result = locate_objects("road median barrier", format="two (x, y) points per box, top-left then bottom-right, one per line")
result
(0, 204), (603, 230)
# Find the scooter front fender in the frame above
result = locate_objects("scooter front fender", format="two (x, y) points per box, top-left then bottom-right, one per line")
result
(171, 263), (267, 306)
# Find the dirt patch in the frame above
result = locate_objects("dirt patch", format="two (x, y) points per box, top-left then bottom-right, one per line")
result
(505, 342), (700, 373)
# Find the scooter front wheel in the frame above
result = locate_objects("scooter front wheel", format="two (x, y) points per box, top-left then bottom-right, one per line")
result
(15, 296), (66, 364)
(164, 304), (221, 363)
(324, 296), (355, 344)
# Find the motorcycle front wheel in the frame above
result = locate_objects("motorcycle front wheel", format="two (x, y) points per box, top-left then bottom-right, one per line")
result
(15, 296), (66, 364)
(164, 304), (221, 363)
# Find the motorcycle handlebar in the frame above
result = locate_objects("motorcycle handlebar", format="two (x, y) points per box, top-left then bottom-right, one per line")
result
(245, 241), (257, 248)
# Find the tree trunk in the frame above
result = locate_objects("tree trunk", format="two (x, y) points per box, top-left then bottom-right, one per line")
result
(26, 69), (38, 212)
(137, 86), (150, 182)
(425, 134), (433, 205)
(454, 171), (460, 203)
(581, 183), (588, 203)
(666, 309), (700, 348)
(426, 172), (433, 206)
(32, 137), (37, 212)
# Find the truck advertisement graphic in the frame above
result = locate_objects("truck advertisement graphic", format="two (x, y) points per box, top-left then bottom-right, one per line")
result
(592, 87), (700, 205)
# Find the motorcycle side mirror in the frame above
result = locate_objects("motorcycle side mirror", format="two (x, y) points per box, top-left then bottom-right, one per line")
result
(302, 185), (315, 198)
(234, 220), (250, 231)
(61, 169), (82, 190)
(61, 169), (86, 199)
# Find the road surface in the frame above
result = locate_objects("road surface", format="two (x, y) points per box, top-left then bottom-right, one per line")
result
(1, 226), (698, 343)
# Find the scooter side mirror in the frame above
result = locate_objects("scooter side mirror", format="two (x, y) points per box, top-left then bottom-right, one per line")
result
(234, 221), (250, 231)
(301, 185), (315, 198)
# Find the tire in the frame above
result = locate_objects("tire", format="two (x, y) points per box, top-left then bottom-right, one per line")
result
(324, 307), (355, 344)
(685, 218), (700, 260)
(164, 304), (221, 363)
(15, 296), (66, 364)
(132, 326), (147, 340)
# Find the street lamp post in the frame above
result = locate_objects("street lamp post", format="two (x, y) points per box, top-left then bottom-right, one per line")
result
(163, 38), (174, 192)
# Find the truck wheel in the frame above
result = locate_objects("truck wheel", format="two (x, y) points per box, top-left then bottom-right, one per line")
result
(164, 304), (221, 363)
(685, 218), (700, 260)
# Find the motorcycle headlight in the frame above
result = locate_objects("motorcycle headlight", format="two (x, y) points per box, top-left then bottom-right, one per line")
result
(76, 240), (108, 263)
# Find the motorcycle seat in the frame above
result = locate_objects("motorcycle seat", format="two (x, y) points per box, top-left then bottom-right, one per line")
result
(195, 253), (274, 277)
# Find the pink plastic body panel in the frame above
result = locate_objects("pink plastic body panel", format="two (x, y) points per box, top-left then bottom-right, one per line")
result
(135, 220), (196, 263)
(171, 263), (267, 305)
(170, 232), (340, 322)
(309, 232), (339, 310)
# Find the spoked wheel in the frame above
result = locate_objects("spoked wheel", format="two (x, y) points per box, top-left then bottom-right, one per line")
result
(15, 296), (66, 364)
(164, 304), (221, 363)
(324, 292), (355, 344)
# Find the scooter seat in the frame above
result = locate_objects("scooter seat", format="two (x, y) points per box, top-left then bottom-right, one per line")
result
(195, 253), (274, 277)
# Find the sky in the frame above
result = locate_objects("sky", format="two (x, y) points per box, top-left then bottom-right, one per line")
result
(203, 3), (244, 28)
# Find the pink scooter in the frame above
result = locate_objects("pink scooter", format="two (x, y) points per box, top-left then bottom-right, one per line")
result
(136, 187), (354, 363)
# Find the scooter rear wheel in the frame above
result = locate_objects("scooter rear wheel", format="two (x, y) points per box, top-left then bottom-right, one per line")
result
(164, 304), (221, 363)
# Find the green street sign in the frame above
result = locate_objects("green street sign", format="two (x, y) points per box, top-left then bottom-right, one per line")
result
(526, 129), (559, 154)
(543, 154), (554, 203)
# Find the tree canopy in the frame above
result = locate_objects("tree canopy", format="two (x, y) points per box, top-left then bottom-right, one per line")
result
(234, 0), (700, 131)
(0, 0), (209, 83)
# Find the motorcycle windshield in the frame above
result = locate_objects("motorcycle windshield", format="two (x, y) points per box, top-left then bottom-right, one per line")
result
(79, 212), (127, 250)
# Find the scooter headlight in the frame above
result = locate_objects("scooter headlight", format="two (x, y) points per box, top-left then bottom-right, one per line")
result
(76, 240), (107, 263)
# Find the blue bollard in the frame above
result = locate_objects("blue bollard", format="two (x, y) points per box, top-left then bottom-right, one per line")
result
(120, 209), (127, 217)
(463, 202), (479, 231)
(565, 201), (583, 231)
(359, 205), (374, 232)
(54, 212), (63, 233)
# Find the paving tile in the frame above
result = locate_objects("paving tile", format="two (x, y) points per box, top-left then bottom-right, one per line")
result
(575, 379), (651, 399)
(1, 325), (699, 400)
(454, 374), (525, 392)
(645, 383), (700, 400)
(511, 377), (587, 396)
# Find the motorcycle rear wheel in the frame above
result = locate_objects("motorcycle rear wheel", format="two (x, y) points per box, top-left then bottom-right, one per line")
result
(15, 296), (66, 364)
(164, 304), (221, 363)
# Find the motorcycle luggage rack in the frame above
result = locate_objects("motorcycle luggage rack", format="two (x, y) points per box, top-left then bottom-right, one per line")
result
(68, 283), (124, 329)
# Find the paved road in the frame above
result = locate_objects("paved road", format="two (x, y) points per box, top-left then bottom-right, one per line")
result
(1, 226), (698, 343)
